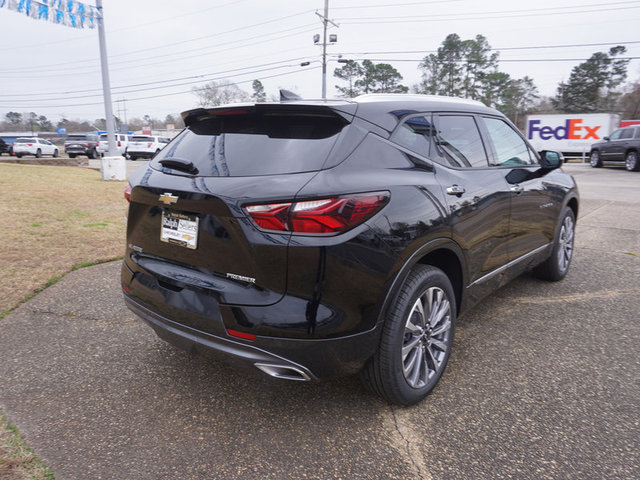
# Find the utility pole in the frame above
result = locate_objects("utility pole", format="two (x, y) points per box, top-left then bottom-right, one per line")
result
(321, 0), (329, 99)
(315, 0), (338, 99)
(96, 0), (117, 156)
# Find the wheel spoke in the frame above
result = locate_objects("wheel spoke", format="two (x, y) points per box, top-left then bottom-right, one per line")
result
(402, 336), (421, 360)
(430, 299), (450, 328)
(408, 347), (424, 386)
(431, 318), (452, 337)
(412, 297), (426, 328)
(425, 344), (440, 374)
(430, 337), (448, 352)
(403, 348), (419, 377)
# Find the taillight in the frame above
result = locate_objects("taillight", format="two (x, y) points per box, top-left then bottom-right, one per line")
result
(85, 143), (90, 147)
(124, 184), (132, 202)
(245, 192), (389, 234)
(27, 143), (33, 146)
(147, 142), (152, 147)
(117, 140), (121, 147)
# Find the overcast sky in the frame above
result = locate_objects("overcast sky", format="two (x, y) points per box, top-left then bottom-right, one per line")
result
(0, 0), (638, 124)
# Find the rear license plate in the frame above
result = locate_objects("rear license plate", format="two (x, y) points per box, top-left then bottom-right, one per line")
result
(161, 212), (199, 249)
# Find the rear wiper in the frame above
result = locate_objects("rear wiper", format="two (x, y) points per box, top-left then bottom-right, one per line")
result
(159, 157), (198, 175)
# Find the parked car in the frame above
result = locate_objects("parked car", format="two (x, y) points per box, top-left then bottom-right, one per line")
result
(97, 133), (131, 157)
(126, 135), (170, 160)
(589, 124), (640, 171)
(121, 94), (579, 405)
(12, 137), (59, 158)
(0, 138), (11, 155)
(64, 134), (99, 159)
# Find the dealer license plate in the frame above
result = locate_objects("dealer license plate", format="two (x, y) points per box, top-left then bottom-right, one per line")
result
(161, 212), (199, 249)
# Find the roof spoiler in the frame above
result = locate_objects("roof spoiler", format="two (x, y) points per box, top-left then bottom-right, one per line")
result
(280, 89), (302, 102)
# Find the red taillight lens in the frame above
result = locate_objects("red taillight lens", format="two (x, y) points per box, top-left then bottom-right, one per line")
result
(147, 142), (153, 147)
(124, 184), (132, 202)
(85, 143), (90, 147)
(27, 143), (33, 146)
(117, 140), (121, 147)
(245, 192), (389, 234)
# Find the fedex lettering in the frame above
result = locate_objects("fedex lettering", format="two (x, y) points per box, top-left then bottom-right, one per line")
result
(528, 119), (600, 141)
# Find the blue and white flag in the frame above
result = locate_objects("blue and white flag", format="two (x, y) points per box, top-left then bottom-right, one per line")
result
(1, 0), (98, 29)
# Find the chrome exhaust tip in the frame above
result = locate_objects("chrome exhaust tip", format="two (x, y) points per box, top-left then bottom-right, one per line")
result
(254, 363), (311, 381)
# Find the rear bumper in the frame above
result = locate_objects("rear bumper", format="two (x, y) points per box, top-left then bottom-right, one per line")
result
(127, 150), (154, 158)
(124, 293), (380, 380)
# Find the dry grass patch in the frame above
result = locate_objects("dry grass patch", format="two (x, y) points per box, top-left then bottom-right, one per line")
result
(0, 163), (128, 316)
(0, 415), (55, 480)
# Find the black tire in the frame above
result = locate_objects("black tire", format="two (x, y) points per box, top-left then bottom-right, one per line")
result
(534, 208), (576, 281)
(35, 149), (42, 158)
(87, 148), (96, 159)
(361, 265), (456, 406)
(68, 154), (76, 159)
(590, 150), (602, 168)
(625, 151), (640, 172)
(53, 149), (59, 158)
(130, 155), (138, 161)
(16, 154), (22, 158)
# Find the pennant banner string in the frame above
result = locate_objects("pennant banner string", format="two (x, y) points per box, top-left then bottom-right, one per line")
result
(1, 0), (98, 29)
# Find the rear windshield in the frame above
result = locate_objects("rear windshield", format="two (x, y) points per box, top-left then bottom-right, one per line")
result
(66, 135), (88, 141)
(151, 109), (348, 176)
(15, 138), (35, 143)
(131, 136), (150, 142)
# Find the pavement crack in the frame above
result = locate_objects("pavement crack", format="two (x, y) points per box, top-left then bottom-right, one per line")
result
(382, 405), (431, 480)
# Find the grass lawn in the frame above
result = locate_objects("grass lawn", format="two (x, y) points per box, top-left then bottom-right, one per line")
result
(0, 163), (129, 479)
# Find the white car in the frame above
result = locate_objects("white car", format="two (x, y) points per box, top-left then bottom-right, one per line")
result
(97, 133), (131, 157)
(12, 137), (59, 158)
(126, 135), (171, 160)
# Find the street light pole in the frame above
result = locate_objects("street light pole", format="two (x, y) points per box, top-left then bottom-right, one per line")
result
(321, 0), (328, 99)
(96, 0), (117, 157)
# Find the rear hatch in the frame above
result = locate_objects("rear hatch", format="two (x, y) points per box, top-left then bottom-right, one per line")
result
(124, 103), (355, 307)
(129, 135), (153, 152)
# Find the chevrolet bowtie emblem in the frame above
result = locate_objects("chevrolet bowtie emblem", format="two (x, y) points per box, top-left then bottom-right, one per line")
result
(159, 193), (178, 205)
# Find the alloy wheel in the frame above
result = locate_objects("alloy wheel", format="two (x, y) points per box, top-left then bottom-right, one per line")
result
(402, 287), (452, 389)
(557, 215), (574, 273)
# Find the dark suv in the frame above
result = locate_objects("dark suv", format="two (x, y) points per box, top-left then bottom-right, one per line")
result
(122, 94), (579, 405)
(64, 134), (99, 159)
(590, 125), (640, 171)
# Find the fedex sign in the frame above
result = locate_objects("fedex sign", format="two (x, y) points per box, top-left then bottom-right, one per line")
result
(525, 113), (619, 153)
(528, 119), (600, 141)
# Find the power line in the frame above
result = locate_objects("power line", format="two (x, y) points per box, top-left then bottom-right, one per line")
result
(335, 41), (640, 57)
(0, 67), (321, 110)
(338, 3), (640, 23)
(0, 23), (317, 76)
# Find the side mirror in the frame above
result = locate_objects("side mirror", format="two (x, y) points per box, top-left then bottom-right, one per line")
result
(603, 136), (610, 141)
(539, 150), (562, 169)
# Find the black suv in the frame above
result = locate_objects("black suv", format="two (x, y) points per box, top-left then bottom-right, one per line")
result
(0, 138), (11, 155)
(590, 125), (640, 171)
(64, 134), (99, 159)
(122, 94), (579, 405)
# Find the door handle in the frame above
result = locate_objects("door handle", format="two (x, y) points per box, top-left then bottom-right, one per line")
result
(446, 185), (465, 196)
(510, 184), (524, 193)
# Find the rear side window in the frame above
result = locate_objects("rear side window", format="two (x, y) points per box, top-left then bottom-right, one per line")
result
(620, 128), (634, 140)
(153, 109), (349, 176)
(433, 115), (488, 168)
(391, 114), (434, 158)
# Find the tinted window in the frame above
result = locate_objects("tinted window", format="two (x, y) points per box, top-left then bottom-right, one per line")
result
(391, 115), (433, 158)
(16, 138), (34, 143)
(433, 115), (488, 168)
(609, 129), (622, 141)
(482, 117), (535, 166)
(620, 128), (635, 140)
(131, 136), (151, 142)
(67, 135), (87, 141)
(153, 110), (348, 176)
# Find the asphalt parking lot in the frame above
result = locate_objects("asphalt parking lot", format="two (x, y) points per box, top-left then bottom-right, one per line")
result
(1, 163), (638, 479)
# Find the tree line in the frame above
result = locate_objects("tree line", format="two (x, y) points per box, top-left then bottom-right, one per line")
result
(192, 33), (638, 128)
